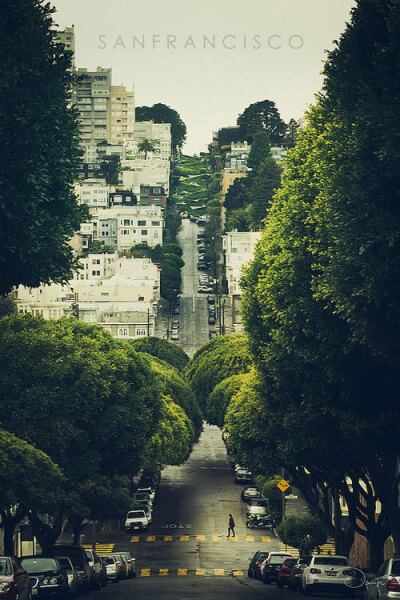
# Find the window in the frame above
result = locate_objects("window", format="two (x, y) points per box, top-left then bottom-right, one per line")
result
(123, 219), (130, 226)
(136, 328), (146, 336)
(121, 229), (129, 235)
(141, 230), (148, 235)
(151, 221), (160, 226)
(138, 220), (146, 226)
(118, 328), (129, 337)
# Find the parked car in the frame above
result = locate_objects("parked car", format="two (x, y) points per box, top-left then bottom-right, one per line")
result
(137, 487), (155, 502)
(247, 504), (269, 517)
(131, 500), (152, 522)
(208, 316), (216, 325)
(125, 509), (149, 532)
(207, 296), (215, 304)
(0, 556), (31, 600)
(84, 549), (105, 590)
(118, 553), (136, 579)
(99, 555), (119, 584)
(302, 554), (355, 596)
(235, 469), (253, 484)
(241, 487), (262, 502)
(260, 552), (293, 584)
(171, 331), (179, 340)
(364, 556), (400, 600)
(20, 556), (68, 599)
(248, 551), (271, 580)
(47, 546), (91, 595)
(277, 557), (298, 588)
(108, 555), (128, 580)
(209, 330), (217, 340)
(172, 306), (180, 315)
(54, 556), (79, 598)
(288, 555), (313, 591)
(139, 470), (160, 489)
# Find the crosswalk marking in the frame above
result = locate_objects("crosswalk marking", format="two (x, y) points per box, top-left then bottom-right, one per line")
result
(262, 536), (271, 542)
(82, 544), (114, 555)
(180, 535), (189, 541)
(278, 540), (336, 557)
(212, 535), (221, 542)
(135, 568), (253, 577)
(228, 536), (237, 542)
(196, 568), (206, 576)
(130, 536), (139, 543)
(245, 535), (254, 542)
(127, 534), (274, 543)
(141, 569), (151, 577)
(159, 568), (169, 576)
(196, 535), (206, 541)
(233, 570), (243, 576)
(177, 569), (187, 576)
(164, 536), (173, 542)
(214, 569), (224, 576)
(146, 536), (156, 542)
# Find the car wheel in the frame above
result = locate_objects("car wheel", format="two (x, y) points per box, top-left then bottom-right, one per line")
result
(263, 577), (270, 585)
(277, 580), (283, 589)
(304, 585), (312, 596)
(248, 568), (253, 578)
(342, 590), (354, 598)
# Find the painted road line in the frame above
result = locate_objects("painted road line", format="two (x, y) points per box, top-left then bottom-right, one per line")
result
(233, 570), (244, 576)
(141, 569), (151, 577)
(180, 535), (189, 541)
(178, 569), (188, 576)
(146, 536), (156, 542)
(164, 536), (173, 542)
(196, 569), (206, 576)
(215, 569), (225, 576)
(228, 536), (238, 542)
(262, 536), (271, 542)
(212, 535), (221, 542)
(245, 535), (255, 542)
(196, 535), (206, 541)
(130, 536), (139, 543)
(159, 569), (169, 576)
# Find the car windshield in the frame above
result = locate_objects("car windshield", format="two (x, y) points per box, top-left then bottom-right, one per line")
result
(299, 556), (313, 565)
(285, 559), (297, 566)
(21, 558), (58, 573)
(84, 550), (92, 559)
(56, 558), (71, 570)
(0, 559), (11, 576)
(270, 556), (290, 564)
(127, 511), (145, 518)
(314, 557), (348, 566)
(102, 557), (115, 565)
(391, 561), (400, 575)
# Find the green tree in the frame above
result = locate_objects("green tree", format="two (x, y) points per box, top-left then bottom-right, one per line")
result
(99, 154), (120, 184)
(129, 336), (189, 371)
(224, 206), (251, 232)
(278, 516), (327, 554)
(237, 100), (286, 145)
(284, 118), (300, 149)
(186, 335), (253, 413)
(0, 0), (86, 295)
(205, 373), (247, 428)
(0, 429), (64, 554)
(223, 177), (251, 212)
(247, 157), (282, 228)
(138, 138), (156, 160)
(136, 103), (187, 150)
(247, 132), (271, 172)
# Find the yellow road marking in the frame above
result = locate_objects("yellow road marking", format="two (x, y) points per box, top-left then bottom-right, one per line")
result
(180, 535), (189, 541)
(212, 535), (221, 542)
(228, 536), (238, 542)
(159, 569), (169, 576)
(196, 535), (206, 541)
(130, 536), (139, 543)
(146, 536), (156, 542)
(164, 536), (173, 542)
(215, 569), (225, 576)
(233, 570), (244, 576)
(178, 568), (187, 576)
(245, 535), (254, 542)
(141, 569), (151, 577)
(262, 536), (271, 542)
(196, 568), (206, 576)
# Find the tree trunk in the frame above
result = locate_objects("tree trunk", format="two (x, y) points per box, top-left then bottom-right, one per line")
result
(3, 517), (15, 556)
(73, 520), (84, 545)
(29, 506), (64, 553)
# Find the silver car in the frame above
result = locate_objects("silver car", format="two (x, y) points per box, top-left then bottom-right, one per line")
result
(365, 557), (400, 600)
(55, 556), (79, 598)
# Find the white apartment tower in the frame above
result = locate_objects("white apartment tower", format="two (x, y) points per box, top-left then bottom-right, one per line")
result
(73, 67), (112, 147)
(54, 25), (75, 70)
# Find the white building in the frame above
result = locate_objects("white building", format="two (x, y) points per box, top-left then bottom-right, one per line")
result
(134, 121), (172, 160)
(271, 146), (287, 164)
(75, 179), (109, 211)
(91, 206), (164, 250)
(223, 231), (262, 329)
(110, 85), (135, 144)
(121, 163), (170, 196)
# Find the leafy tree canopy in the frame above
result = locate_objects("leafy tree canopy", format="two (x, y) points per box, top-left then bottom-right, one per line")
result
(278, 516), (327, 553)
(237, 99), (286, 145)
(136, 103), (187, 150)
(247, 131), (271, 172)
(205, 373), (248, 428)
(0, 0), (87, 294)
(129, 336), (189, 371)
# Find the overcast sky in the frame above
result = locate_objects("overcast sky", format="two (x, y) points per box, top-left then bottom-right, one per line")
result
(52, 0), (356, 154)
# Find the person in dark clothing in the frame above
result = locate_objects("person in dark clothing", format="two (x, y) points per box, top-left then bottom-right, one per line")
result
(227, 514), (235, 537)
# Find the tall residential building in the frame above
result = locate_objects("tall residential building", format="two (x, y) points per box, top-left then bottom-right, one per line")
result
(73, 67), (112, 147)
(54, 25), (75, 70)
(110, 85), (135, 143)
(134, 121), (172, 161)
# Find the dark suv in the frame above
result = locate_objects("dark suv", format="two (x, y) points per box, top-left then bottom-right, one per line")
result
(48, 545), (91, 594)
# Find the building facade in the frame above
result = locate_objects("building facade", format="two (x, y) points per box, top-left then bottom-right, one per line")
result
(110, 85), (135, 144)
(73, 67), (112, 147)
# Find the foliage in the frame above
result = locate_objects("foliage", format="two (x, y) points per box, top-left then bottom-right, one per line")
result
(0, 0), (86, 295)
(129, 336), (189, 371)
(247, 132), (271, 172)
(83, 240), (115, 255)
(205, 374), (248, 428)
(99, 154), (120, 185)
(0, 296), (17, 317)
(186, 335), (253, 412)
(136, 103), (187, 150)
(278, 516), (327, 553)
(223, 177), (251, 212)
(284, 118), (300, 149)
(237, 99), (286, 145)
(137, 138), (156, 160)
(247, 158), (282, 228)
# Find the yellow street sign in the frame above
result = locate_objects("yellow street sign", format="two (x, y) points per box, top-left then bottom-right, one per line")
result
(277, 479), (290, 492)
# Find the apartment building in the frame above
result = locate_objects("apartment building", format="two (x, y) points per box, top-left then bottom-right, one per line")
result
(133, 121), (172, 160)
(73, 67), (112, 146)
(122, 163), (170, 196)
(110, 85), (135, 144)
(75, 178), (109, 211)
(92, 205), (164, 251)
(54, 25), (75, 70)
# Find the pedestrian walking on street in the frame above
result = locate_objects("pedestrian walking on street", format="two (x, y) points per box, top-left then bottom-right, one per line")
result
(227, 514), (235, 538)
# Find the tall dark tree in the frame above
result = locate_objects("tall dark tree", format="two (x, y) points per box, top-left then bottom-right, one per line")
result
(284, 118), (300, 149)
(247, 131), (271, 173)
(248, 157), (282, 228)
(0, 0), (86, 295)
(99, 154), (120, 185)
(136, 103), (187, 151)
(237, 99), (286, 145)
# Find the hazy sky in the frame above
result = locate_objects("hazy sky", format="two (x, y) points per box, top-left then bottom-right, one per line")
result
(52, 0), (356, 154)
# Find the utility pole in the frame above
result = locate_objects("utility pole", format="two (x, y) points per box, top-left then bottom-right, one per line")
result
(147, 308), (150, 337)
(222, 298), (225, 335)
(281, 467), (286, 522)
